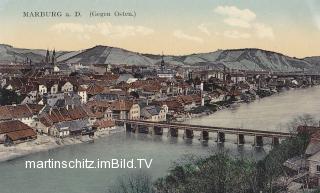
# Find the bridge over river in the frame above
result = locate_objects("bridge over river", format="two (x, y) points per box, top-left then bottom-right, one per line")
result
(116, 119), (295, 147)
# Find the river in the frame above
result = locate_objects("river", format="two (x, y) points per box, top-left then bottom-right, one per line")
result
(0, 86), (319, 193)
(186, 86), (320, 132)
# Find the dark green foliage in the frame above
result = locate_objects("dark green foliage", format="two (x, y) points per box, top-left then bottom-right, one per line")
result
(154, 134), (310, 193)
(154, 153), (259, 193)
(0, 88), (24, 105)
(107, 170), (154, 193)
(257, 133), (310, 192)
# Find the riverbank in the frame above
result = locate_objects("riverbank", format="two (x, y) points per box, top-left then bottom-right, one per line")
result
(1, 86), (319, 193)
(1, 85), (318, 163)
(0, 127), (125, 162)
(175, 85), (318, 122)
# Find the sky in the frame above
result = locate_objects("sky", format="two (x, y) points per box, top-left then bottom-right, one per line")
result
(0, 0), (319, 57)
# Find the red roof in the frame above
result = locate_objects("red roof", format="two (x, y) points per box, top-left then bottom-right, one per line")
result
(0, 104), (36, 121)
(39, 106), (89, 127)
(93, 119), (115, 128)
(0, 120), (33, 134)
(6, 129), (36, 141)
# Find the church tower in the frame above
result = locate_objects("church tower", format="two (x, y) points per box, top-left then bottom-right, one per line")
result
(45, 49), (50, 64)
(160, 53), (165, 71)
(51, 49), (56, 65)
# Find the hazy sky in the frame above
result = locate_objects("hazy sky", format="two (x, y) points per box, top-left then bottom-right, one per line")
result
(0, 0), (319, 57)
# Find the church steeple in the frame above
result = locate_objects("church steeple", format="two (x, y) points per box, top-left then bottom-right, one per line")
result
(45, 49), (50, 64)
(160, 52), (165, 71)
(51, 49), (56, 65)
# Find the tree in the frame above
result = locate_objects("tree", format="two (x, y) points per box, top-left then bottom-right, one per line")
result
(287, 114), (318, 133)
(108, 170), (154, 193)
(154, 152), (259, 193)
(0, 88), (24, 105)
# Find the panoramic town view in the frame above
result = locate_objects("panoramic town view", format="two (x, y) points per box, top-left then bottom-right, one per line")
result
(1, 0), (320, 193)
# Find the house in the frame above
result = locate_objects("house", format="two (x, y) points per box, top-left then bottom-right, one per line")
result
(0, 120), (37, 145)
(93, 119), (116, 134)
(140, 105), (168, 122)
(50, 119), (92, 138)
(86, 84), (105, 97)
(50, 83), (59, 94)
(228, 71), (246, 83)
(90, 93), (121, 102)
(176, 94), (203, 110)
(208, 70), (225, 80)
(307, 151), (320, 185)
(177, 95), (197, 111)
(103, 108), (113, 120)
(5, 128), (37, 145)
(0, 77), (7, 88)
(111, 100), (140, 120)
(163, 81), (188, 96)
(78, 86), (88, 104)
(129, 103), (140, 120)
(54, 93), (82, 109)
(209, 90), (225, 103)
(286, 127), (320, 186)
(53, 65), (60, 73)
(0, 104), (42, 127)
(85, 99), (140, 120)
(140, 84), (162, 100)
(40, 93), (65, 106)
(154, 99), (183, 114)
(38, 84), (47, 95)
(21, 90), (38, 104)
(305, 130), (320, 185)
(127, 79), (163, 100)
(38, 105), (90, 134)
(61, 81), (73, 92)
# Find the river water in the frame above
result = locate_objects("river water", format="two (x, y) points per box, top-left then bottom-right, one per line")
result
(0, 86), (319, 193)
(186, 86), (320, 132)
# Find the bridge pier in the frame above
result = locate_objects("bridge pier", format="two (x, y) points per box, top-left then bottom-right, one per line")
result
(153, 126), (163, 135)
(138, 125), (149, 134)
(184, 129), (194, 139)
(147, 126), (154, 134)
(170, 128), (179, 137)
(117, 120), (291, 144)
(237, 134), (245, 145)
(201, 131), (209, 140)
(217, 132), (225, 143)
(131, 124), (138, 133)
(254, 136), (263, 147)
(272, 137), (280, 146)
(125, 123), (132, 132)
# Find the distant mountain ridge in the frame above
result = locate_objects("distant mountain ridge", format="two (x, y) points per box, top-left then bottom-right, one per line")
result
(0, 44), (319, 72)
